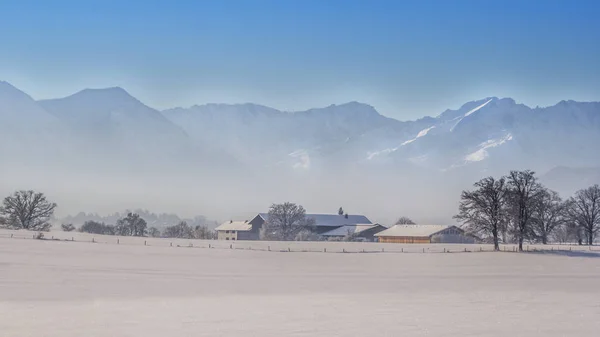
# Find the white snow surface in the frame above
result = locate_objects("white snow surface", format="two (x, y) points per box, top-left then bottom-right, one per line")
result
(465, 133), (513, 162)
(367, 126), (435, 160)
(2, 236), (600, 337)
(451, 98), (493, 131)
(401, 125), (435, 146)
(416, 125), (435, 138)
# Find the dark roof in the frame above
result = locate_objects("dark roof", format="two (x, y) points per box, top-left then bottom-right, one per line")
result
(375, 225), (463, 237)
(321, 224), (385, 237)
(258, 213), (372, 227)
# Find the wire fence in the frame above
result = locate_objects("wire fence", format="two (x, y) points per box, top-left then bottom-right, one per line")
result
(1, 229), (598, 255)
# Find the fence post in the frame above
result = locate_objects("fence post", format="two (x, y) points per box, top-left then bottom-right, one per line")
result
(288, 247), (291, 252)
(92, 237), (95, 243)
(343, 248), (346, 253)
(382, 248), (384, 253)
(144, 240), (147, 246)
(72, 237), (74, 241)
(443, 248), (446, 253)
(10, 233), (13, 238)
(32, 234), (35, 239)
(464, 247), (467, 252)
(51, 236), (54, 240)
(268, 246), (270, 251)
(117, 239), (119, 244)
(209, 244), (211, 249)
(170, 242), (172, 247)
(423, 248), (425, 253)
(230, 244), (232, 249)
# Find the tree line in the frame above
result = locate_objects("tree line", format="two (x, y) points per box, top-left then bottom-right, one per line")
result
(0, 190), (215, 239)
(455, 170), (600, 251)
(76, 217), (216, 239)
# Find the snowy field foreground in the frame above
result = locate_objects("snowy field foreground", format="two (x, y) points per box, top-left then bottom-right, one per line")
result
(1, 237), (600, 336)
(1, 228), (597, 254)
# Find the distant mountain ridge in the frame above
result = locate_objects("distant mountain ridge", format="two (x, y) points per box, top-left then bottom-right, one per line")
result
(1, 80), (599, 208)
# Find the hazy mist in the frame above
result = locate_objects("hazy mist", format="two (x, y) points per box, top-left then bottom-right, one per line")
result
(1, 81), (600, 226)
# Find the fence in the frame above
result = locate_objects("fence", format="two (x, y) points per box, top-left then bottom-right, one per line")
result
(0, 229), (598, 255)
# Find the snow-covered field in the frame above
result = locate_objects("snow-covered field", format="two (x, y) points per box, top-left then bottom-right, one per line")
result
(1, 234), (600, 336)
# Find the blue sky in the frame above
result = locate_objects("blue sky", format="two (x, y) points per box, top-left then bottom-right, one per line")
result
(1, 0), (599, 119)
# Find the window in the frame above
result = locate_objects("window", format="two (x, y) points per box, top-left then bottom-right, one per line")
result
(225, 230), (230, 234)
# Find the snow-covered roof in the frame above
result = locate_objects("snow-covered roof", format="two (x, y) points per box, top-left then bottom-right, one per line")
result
(321, 224), (384, 237)
(375, 224), (460, 238)
(258, 213), (372, 227)
(215, 221), (252, 231)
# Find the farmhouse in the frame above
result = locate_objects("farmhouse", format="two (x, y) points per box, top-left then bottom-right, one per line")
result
(216, 213), (373, 240)
(321, 224), (387, 241)
(375, 224), (474, 244)
(215, 219), (261, 241)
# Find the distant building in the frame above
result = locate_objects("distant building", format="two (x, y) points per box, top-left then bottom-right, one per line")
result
(257, 213), (373, 234)
(375, 224), (474, 244)
(216, 213), (373, 240)
(215, 219), (260, 241)
(321, 224), (387, 242)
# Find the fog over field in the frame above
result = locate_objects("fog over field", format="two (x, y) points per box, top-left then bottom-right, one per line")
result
(2, 81), (600, 224)
(1, 238), (600, 336)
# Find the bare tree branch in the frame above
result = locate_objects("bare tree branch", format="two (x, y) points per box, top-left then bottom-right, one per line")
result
(0, 190), (56, 231)
(395, 216), (415, 225)
(506, 170), (544, 251)
(568, 184), (600, 245)
(262, 202), (315, 241)
(455, 176), (507, 251)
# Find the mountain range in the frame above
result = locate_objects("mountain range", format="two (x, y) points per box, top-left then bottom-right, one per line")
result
(1, 80), (599, 223)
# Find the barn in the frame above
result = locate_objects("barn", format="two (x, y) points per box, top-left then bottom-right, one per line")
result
(215, 220), (261, 241)
(320, 224), (387, 242)
(256, 213), (373, 234)
(375, 224), (474, 244)
(216, 213), (373, 241)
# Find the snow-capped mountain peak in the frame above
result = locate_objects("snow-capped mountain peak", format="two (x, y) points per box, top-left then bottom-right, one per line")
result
(450, 98), (495, 131)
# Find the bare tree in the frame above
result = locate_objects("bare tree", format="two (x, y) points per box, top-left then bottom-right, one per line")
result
(0, 190), (56, 231)
(115, 213), (147, 237)
(506, 170), (544, 251)
(162, 221), (194, 238)
(192, 225), (216, 240)
(80, 220), (115, 235)
(147, 227), (161, 238)
(395, 216), (415, 225)
(262, 202), (315, 241)
(454, 176), (507, 251)
(568, 185), (600, 245)
(531, 189), (567, 244)
(338, 207), (344, 216)
(552, 219), (580, 244)
(61, 223), (76, 232)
